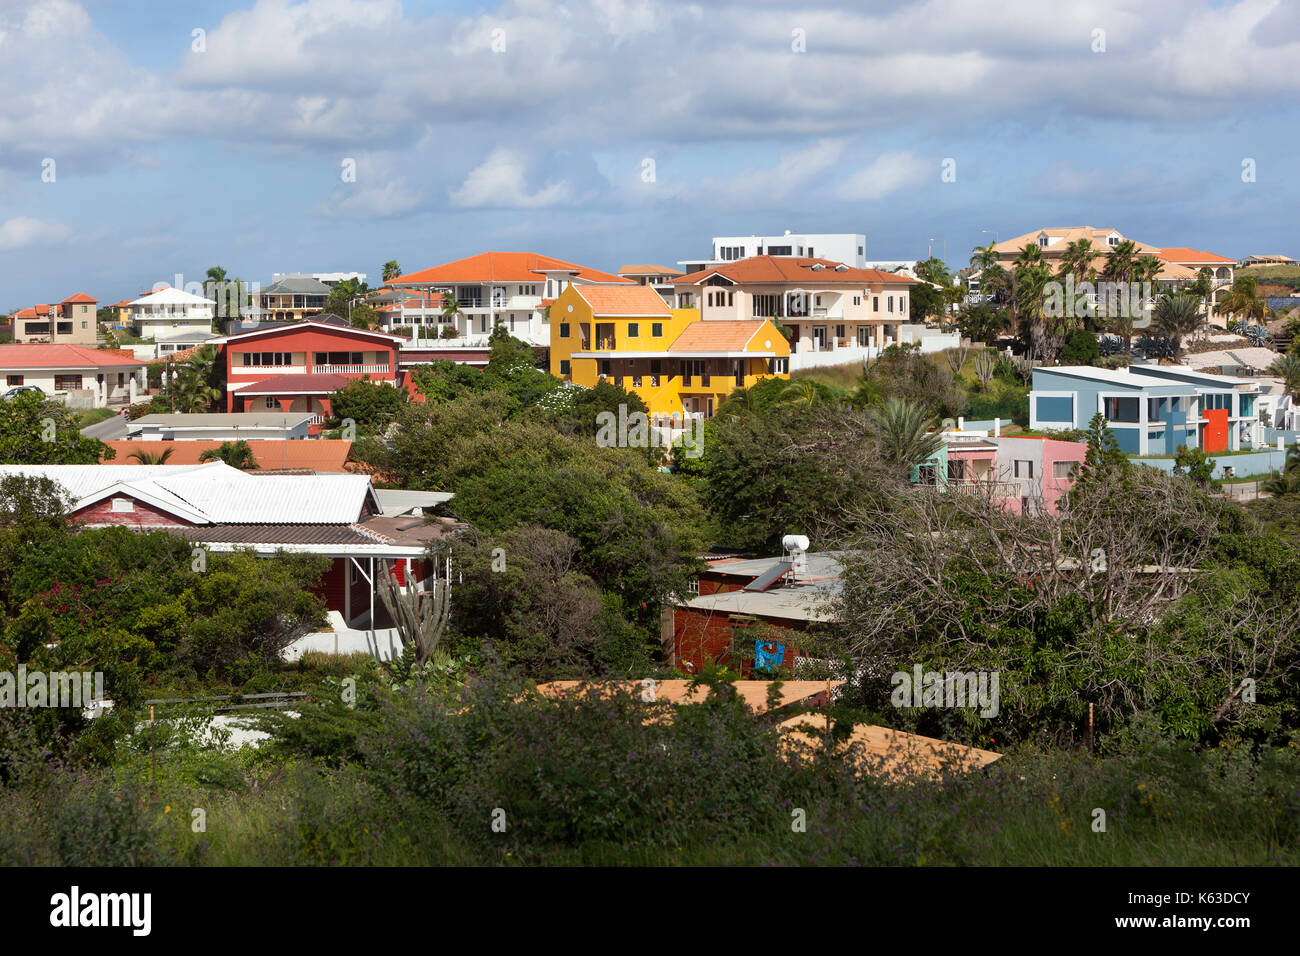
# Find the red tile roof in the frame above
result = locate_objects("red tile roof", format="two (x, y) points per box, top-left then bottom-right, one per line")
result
(389, 252), (630, 286)
(667, 320), (766, 352)
(60, 293), (98, 304)
(672, 256), (917, 286)
(573, 285), (671, 316)
(236, 373), (354, 394)
(619, 264), (684, 277)
(0, 344), (145, 369)
(102, 439), (353, 472)
(1155, 247), (1236, 264)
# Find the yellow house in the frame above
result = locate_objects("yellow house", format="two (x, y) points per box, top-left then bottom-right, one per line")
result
(549, 283), (790, 418)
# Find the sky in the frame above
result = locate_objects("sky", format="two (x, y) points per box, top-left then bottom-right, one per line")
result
(2, 0), (1299, 310)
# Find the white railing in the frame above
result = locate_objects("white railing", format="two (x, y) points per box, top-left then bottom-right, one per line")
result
(309, 414), (327, 425)
(314, 364), (392, 374)
(233, 365), (307, 375)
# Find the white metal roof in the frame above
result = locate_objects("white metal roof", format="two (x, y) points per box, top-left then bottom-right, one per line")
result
(129, 287), (217, 306)
(0, 462), (378, 524)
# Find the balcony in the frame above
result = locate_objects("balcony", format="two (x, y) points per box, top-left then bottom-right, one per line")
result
(314, 364), (392, 375)
(234, 365), (307, 375)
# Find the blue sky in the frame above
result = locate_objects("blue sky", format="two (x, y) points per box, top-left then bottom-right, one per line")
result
(2, 0), (1299, 309)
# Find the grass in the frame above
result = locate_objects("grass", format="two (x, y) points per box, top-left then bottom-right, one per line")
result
(71, 407), (116, 428)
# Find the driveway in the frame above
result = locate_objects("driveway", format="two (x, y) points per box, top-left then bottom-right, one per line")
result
(82, 413), (129, 441)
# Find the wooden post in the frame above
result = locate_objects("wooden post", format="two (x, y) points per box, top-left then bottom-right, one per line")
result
(1088, 702), (1095, 753)
(150, 705), (157, 796)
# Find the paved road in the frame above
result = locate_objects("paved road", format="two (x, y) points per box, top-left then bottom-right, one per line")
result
(81, 414), (129, 441)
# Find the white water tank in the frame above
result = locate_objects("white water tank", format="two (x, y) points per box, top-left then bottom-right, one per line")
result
(782, 534), (810, 551)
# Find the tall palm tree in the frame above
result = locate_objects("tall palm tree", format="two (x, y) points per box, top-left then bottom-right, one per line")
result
(1099, 240), (1141, 354)
(1152, 292), (1202, 355)
(199, 440), (259, 470)
(869, 397), (944, 469)
(1057, 238), (1099, 282)
(128, 447), (173, 464)
(1269, 353), (1300, 400)
(969, 242), (1000, 272)
(440, 291), (464, 335)
(382, 261), (402, 282)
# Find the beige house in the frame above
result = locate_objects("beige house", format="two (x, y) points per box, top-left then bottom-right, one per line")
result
(10, 293), (99, 345)
(670, 256), (918, 369)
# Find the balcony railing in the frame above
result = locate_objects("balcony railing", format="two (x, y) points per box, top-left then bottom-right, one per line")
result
(314, 364), (392, 375)
(234, 365), (307, 375)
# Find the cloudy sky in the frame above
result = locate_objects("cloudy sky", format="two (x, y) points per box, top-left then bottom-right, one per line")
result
(2, 0), (1298, 308)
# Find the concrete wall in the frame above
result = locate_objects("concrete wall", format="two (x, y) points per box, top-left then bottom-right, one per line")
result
(1133, 447), (1292, 479)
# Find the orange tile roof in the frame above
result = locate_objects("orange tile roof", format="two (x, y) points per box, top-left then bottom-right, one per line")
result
(60, 292), (98, 304)
(573, 284), (671, 316)
(673, 256), (916, 286)
(667, 320), (765, 352)
(102, 439), (353, 472)
(619, 264), (684, 277)
(1155, 247), (1236, 264)
(0, 344), (144, 369)
(389, 252), (630, 286)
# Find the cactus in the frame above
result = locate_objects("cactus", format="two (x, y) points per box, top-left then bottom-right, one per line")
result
(377, 554), (452, 666)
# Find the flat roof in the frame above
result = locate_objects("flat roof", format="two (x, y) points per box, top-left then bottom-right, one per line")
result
(128, 413), (316, 428)
(1033, 365), (1194, 392)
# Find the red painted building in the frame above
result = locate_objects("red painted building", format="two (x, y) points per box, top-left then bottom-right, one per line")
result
(212, 320), (405, 414)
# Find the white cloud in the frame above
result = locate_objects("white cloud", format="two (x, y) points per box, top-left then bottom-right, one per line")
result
(836, 150), (930, 201)
(449, 148), (577, 209)
(0, 216), (71, 250)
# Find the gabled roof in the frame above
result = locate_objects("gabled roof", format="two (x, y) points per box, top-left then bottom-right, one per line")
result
(672, 256), (917, 286)
(572, 285), (672, 316)
(0, 462), (379, 525)
(0, 344), (145, 370)
(103, 439), (353, 472)
(60, 293), (98, 304)
(388, 252), (629, 286)
(258, 275), (333, 295)
(129, 287), (216, 306)
(667, 320), (766, 353)
(211, 319), (403, 346)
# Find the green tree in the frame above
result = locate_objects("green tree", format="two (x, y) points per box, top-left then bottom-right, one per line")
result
(868, 396), (943, 470)
(1268, 354), (1300, 401)
(1058, 328), (1100, 365)
(198, 440), (259, 469)
(327, 378), (409, 435)
(1173, 445), (1218, 489)
(1153, 292), (1203, 355)
(381, 261), (402, 282)
(126, 447), (173, 464)
(0, 392), (112, 464)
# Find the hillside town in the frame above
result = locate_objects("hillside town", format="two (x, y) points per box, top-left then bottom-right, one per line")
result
(2, 0), (1298, 903)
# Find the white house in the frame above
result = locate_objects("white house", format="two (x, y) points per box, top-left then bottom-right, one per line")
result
(0, 344), (146, 406)
(678, 231), (868, 274)
(128, 287), (217, 341)
(126, 412), (316, 441)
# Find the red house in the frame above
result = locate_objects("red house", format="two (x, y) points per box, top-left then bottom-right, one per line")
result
(213, 320), (405, 415)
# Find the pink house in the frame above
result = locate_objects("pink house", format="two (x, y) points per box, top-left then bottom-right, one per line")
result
(943, 435), (1087, 515)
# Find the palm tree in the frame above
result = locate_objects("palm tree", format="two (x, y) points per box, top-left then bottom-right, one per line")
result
(198, 440), (259, 470)
(1152, 292), (1202, 355)
(1269, 353), (1300, 400)
(776, 379), (825, 410)
(1057, 238), (1099, 283)
(969, 242), (1000, 272)
(1218, 274), (1275, 325)
(168, 365), (220, 412)
(1263, 446), (1300, 497)
(440, 291), (464, 335)
(869, 397), (944, 469)
(382, 261), (402, 282)
(128, 447), (173, 464)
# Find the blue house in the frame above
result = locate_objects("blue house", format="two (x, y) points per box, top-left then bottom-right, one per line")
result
(1029, 366), (1200, 456)
(1123, 364), (1261, 452)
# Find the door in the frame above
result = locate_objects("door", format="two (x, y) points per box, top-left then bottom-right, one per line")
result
(812, 326), (827, 350)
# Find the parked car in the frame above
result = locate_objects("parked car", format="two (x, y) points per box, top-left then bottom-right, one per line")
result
(2, 385), (43, 400)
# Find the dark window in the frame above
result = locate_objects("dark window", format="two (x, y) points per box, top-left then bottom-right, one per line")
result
(54, 375), (82, 391)
(652, 323), (663, 337)
(559, 323), (570, 337)
(1013, 460), (1034, 478)
(559, 359), (571, 375)
(628, 322), (639, 337)
(6, 375), (22, 386)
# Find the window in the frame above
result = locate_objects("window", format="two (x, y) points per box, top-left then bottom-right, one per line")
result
(948, 460), (968, 481)
(652, 322), (663, 337)
(560, 323), (570, 337)
(6, 376), (21, 386)
(559, 359), (571, 375)
(628, 322), (639, 337)
(599, 360), (611, 376)
(769, 357), (789, 374)
(872, 296), (879, 311)
(110, 498), (134, 513)
(807, 247), (814, 257)
(857, 327), (870, 346)
(768, 245), (792, 256)
(650, 359), (662, 386)
(916, 464), (938, 486)
(835, 324), (846, 338)
(858, 245), (864, 256)
(1052, 461), (1079, 479)
(54, 375), (82, 391)
(264, 397), (277, 410)
(1013, 460), (1034, 478)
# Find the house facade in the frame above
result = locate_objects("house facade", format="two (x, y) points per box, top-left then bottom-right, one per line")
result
(0, 344), (145, 405)
(128, 287), (217, 341)
(548, 284), (790, 419)
(677, 232), (868, 273)
(11, 293), (99, 345)
(669, 256), (917, 371)
(211, 320), (403, 415)
(927, 434), (1088, 515)
(1124, 364), (1262, 453)
(382, 251), (631, 347)
(256, 275), (331, 322)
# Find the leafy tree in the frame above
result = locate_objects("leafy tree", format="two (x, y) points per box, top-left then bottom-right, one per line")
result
(327, 378), (409, 435)
(956, 302), (1006, 345)
(1058, 328), (1100, 365)
(0, 391), (113, 464)
(198, 440), (258, 469)
(381, 261), (402, 282)
(1173, 445), (1218, 489)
